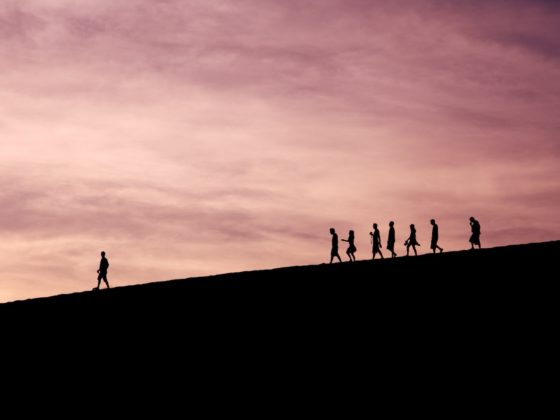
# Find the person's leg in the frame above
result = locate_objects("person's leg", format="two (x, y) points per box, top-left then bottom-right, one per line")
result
(337, 254), (342, 263)
(413, 245), (417, 256)
(103, 274), (110, 288)
(380, 250), (384, 259)
(438, 245), (443, 252)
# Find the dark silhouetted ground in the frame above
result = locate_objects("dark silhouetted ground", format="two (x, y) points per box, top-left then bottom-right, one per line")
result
(2, 242), (557, 325)
(3, 241), (556, 407)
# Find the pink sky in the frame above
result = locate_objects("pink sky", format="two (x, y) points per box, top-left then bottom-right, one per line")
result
(1, 0), (559, 302)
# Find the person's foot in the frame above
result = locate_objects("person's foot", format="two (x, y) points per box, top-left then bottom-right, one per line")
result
(92, 287), (99, 291)
(440, 248), (443, 253)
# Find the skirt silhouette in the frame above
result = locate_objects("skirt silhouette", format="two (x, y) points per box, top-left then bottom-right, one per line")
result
(470, 233), (480, 245)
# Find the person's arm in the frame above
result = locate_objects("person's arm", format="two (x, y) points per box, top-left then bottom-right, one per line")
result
(341, 239), (348, 242)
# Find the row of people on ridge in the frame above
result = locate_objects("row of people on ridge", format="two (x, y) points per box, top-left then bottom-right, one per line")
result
(329, 217), (482, 263)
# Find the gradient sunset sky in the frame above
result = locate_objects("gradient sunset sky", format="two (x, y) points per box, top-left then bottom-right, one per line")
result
(2, 0), (559, 302)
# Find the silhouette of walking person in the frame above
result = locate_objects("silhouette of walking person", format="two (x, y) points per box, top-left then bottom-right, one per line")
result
(469, 217), (482, 249)
(387, 221), (397, 258)
(341, 230), (357, 262)
(369, 223), (384, 259)
(94, 251), (110, 290)
(404, 224), (420, 256)
(430, 219), (444, 253)
(329, 228), (342, 263)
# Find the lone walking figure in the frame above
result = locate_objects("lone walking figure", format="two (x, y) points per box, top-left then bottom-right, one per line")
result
(94, 251), (110, 290)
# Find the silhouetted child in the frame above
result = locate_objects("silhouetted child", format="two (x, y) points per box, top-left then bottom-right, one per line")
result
(469, 217), (481, 249)
(387, 221), (397, 258)
(404, 224), (420, 256)
(430, 219), (444, 253)
(330, 228), (342, 263)
(94, 251), (110, 290)
(369, 223), (384, 259)
(341, 230), (357, 262)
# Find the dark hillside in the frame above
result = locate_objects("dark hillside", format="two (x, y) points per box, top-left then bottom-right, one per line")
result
(2, 242), (556, 327)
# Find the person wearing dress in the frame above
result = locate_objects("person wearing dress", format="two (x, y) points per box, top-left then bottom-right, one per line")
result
(370, 223), (384, 260)
(341, 230), (357, 262)
(469, 217), (481, 249)
(405, 224), (420, 256)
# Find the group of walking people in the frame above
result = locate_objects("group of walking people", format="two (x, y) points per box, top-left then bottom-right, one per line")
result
(91, 218), (483, 291)
(329, 217), (482, 263)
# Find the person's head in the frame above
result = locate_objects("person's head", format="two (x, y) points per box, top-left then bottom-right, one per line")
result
(373, 223), (378, 229)
(389, 221), (394, 227)
(430, 219), (435, 225)
(410, 224), (415, 229)
(349, 230), (354, 236)
(469, 216), (475, 222)
(330, 228), (335, 234)
(101, 251), (106, 257)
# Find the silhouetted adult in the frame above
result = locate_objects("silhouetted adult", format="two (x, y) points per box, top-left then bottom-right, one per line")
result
(387, 221), (397, 258)
(94, 251), (110, 290)
(341, 230), (357, 262)
(370, 223), (384, 260)
(404, 224), (420, 256)
(469, 217), (481, 249)
(430, 219), (444, 253)
(329, 228), (342, 263)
